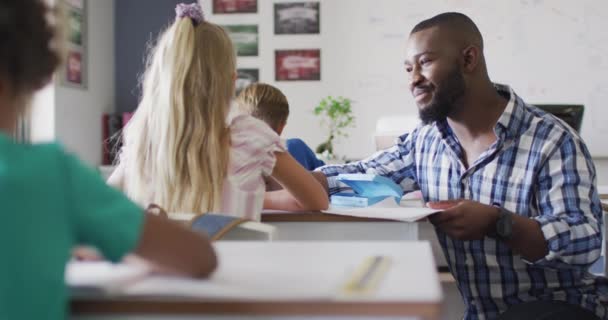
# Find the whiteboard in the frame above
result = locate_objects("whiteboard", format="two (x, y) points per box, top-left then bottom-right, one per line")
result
(204, 0), (608, 158)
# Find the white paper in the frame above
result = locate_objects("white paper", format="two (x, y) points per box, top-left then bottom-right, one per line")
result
(323, 197), (440, 222)
(66, 261), (149, 294)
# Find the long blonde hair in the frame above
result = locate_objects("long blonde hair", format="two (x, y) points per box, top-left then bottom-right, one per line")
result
(121, 18), (235, 213)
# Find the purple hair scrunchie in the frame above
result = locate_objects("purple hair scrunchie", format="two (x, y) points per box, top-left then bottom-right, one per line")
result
(175, 3), (205, 26)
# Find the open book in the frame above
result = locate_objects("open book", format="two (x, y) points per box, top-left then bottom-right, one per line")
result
(167, 213), (277, 241)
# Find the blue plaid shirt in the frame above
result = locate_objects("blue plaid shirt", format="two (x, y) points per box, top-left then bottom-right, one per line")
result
(319, 84), (607, 319)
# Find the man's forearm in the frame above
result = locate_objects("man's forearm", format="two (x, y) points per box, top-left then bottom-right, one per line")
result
(504, 214), (549, 262)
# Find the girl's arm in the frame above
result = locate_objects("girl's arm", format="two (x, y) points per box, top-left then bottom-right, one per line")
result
(264, 152), (329, 211)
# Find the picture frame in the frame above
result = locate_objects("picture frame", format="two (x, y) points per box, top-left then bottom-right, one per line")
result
(213, 0), (257, 14)
(274, 2), (320, 35)
(275, 49), (321, 81)
(223, 25), (259, 57)
(62, 0), (88, 89)
(235, 69), (259, 95)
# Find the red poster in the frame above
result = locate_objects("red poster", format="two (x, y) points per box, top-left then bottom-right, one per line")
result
(275, 49), (321, 81)
(213, 0), (257, 14)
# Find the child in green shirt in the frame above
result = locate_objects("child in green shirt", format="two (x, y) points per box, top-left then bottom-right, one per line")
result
(0, 1), (217, 319)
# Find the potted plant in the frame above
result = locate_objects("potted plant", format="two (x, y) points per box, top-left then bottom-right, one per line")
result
(313, 96), (355, 160)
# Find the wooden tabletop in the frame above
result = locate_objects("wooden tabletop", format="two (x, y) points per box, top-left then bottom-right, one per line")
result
(261, 198), (426, 223)
(261, 211), (400, 223)
(70, 242), (442, 319)
(72, 298), (440, 318)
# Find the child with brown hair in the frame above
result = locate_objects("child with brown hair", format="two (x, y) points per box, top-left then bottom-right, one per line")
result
(236, 83), (325, 171)
(0, 1), (217, 319)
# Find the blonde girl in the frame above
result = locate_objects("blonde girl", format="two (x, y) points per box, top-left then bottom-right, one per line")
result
(109, 3), (327, 220)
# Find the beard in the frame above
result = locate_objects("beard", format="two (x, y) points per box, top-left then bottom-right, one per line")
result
(417, 66), (466, 125)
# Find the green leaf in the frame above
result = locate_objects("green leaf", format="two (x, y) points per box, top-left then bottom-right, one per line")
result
(313, 95), (356, 156)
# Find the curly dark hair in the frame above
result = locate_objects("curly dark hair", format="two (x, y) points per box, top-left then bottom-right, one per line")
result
(0, 0), (61, 95)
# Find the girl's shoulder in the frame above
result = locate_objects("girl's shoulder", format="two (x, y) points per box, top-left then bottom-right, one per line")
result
(228, 115), (286, 176)
(229, 114), (285, 151)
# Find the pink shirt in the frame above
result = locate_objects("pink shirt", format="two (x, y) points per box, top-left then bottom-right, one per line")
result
(220, 114), (285, 220)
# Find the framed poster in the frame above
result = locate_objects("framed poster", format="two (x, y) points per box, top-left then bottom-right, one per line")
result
(235, 69), (259, 95)
(62, 0), (87, 89)
(213, 0), (257, 14)
(275, 49), (320, 81)
(66, 51), (84, 85)
(274, 2), (320, 35)
(223, 25), (258, 56)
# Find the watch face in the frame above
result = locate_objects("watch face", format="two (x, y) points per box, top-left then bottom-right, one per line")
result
(497, 210), (513, 239)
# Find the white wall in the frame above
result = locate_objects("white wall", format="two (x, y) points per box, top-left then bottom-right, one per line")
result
(204, 0), (608, 161)
(30, 0), (608, 178)
(56, 0), (115, 166)
(31, 0), (115, 166)
(202, 0), (337, 158)
(30, 84), (55, 142)
(596, 159), (608, 186)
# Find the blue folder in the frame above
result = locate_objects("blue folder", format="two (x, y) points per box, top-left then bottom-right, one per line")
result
(330, 174), (404, 207)
(190, 213), (247, 241)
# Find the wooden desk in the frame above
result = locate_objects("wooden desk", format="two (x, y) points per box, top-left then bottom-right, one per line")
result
(261, 199), (425, 241)
(71, 242), (442, 320)
(262, 211), (419, 241)
(261, 204), (449, 269)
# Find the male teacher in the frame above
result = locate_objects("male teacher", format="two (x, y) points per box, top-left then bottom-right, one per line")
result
(312, 12), (606, 320)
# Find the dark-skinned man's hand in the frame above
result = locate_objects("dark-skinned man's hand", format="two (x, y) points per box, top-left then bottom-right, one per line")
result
(427, 199), (501, 240)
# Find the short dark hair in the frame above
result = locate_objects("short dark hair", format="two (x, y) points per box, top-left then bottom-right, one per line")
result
(410, 12), (483, 48)
(0, 0), (61, 94)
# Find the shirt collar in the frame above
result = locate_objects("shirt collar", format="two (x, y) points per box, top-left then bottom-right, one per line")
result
(493, 84), (527, 141)
(433, 84), (527, 142)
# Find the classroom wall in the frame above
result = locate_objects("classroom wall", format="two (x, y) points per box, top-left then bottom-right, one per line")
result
(30, 0), (57, 142)
(110, 1), (608, 178)
(203, 0), (608, 161)
(596, 160), (608, 186)
(201, 0), (331, 158)
(55, 0), (115, 166)
(114, 0), (183, 113)
(30, 0), (115, 166)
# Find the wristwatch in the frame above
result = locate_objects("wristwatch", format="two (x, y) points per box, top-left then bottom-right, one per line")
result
(495, 206), (514, 241)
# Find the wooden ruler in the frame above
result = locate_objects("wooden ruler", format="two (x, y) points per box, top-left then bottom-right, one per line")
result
(339, 255), (392, 298)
